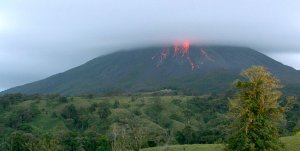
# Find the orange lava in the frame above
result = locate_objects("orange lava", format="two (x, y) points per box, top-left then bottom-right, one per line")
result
(154, 42), (214, 71)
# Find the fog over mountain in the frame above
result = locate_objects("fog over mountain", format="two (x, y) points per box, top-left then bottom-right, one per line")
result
(0, 0), (300, 90)
(3, 46), (300, 96)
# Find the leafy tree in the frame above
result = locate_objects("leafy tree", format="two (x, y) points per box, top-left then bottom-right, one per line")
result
(88, 103), (98, 113)
(97, 103), (111, 119)
(117, 116), (148, 151)
(5, 107), (40, 128)
(58, 131), (82, 151)
(113, 100), (120, 109)
(110, 124), (128, 151)
(81, 132), (109, 151)
(145, 97), (163, 123)
(61, 105), (90, 130)
(182, 109), (193, 125)
(2, 131), (39, 151)
(283, 96), (300, 134)
(58, 96), (68, 103)
(6, 131), (28, 151)
(175, 131), (185, 145)
(61, 104), (78, 119)
(175, 125), (195, 144)
(95, 135), (109, 151)
(227, 66), (285, 151)
(73, 116), (89, 130)
(37, 133), (61, 151)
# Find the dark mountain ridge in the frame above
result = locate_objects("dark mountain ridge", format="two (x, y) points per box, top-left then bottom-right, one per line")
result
(2, 46), (300, 95)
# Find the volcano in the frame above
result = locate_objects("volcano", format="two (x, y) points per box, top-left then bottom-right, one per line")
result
(2, 45), (300, 95)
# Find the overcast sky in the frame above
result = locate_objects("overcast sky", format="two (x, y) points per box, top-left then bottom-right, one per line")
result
(0, 0), (300, 91)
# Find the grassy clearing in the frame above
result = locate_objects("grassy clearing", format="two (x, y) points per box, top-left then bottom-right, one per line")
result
(142, 144), (224, 151)
(142, 136), (300, 151)
(280, 136), (300, 151)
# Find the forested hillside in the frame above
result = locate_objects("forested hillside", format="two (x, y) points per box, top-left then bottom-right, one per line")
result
(0, 93), (299, 150)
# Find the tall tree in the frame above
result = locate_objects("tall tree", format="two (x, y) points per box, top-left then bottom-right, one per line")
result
(227, 66), (284, 151)
(124, 116), (148, 151)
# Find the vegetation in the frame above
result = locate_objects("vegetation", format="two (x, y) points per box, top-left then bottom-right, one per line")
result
(227, 66), (296, 151)
(280, 136), (300, 151)
(0, 93), (298, 150)
(0, 94), (230, 150)
(141, 136), (300, 151)
(0, 67), (299, 150)
(142, 144), (224, 151)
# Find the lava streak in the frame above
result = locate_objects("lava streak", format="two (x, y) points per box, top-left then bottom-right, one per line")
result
(154, 42), (214, 71)
(173, 43), (180, 56)
(186, 56), (195, 70)
(160, 48), (169, 62)
(172, 42), (195, 70)
(200, 48), (214, 62)
(182, 42), (190, 56)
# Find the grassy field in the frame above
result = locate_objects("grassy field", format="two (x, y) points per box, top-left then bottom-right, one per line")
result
(280, 136), (300, 151)
(142, 136), (300, 151)
(142, 144), (223, 151)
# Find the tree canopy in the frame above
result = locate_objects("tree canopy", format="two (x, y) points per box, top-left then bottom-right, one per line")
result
(227, 66), (285, 151)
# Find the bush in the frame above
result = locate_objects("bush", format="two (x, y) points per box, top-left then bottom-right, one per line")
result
(61, 104), (78, 119)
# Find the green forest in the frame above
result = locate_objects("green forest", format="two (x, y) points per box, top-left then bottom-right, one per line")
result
(0, 93), (299, 150)
(0, 67), (300, 151)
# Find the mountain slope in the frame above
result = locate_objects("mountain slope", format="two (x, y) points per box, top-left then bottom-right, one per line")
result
(3, 46), (300, 95)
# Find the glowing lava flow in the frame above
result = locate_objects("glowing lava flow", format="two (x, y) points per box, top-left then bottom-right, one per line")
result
(186, 56), (195, 70)
(154, 42), (214, 71)
(160, 48), (169, 63)
(200, 48), (214, 62)
(182, 42), (190, 56)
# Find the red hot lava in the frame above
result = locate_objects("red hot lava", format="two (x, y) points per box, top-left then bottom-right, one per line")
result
(182, 42), (190, 56)
(155, 42), (214, 71)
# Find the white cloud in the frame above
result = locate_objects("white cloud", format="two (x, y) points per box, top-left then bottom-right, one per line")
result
(0, 0), (300, 89)
(0, 13), (13, 33)
(268, 53), (300, 70)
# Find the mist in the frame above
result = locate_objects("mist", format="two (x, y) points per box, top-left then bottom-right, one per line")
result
(0, 0), (300, 90)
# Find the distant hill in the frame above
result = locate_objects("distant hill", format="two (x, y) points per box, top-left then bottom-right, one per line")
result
(2, 45), (300, 95)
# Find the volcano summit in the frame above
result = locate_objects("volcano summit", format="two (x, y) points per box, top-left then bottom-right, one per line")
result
(2, 45), (300, 95)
